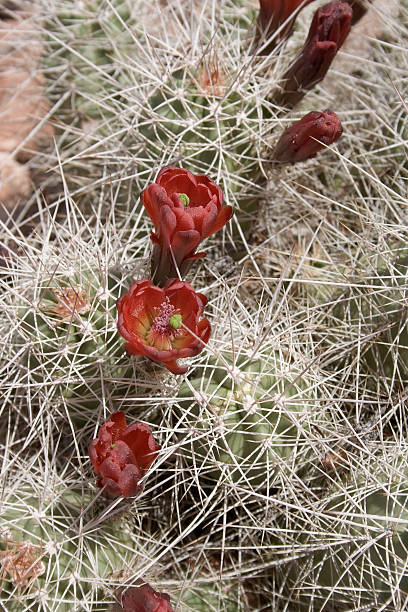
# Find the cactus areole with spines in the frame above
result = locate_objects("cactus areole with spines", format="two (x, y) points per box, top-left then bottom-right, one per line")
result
(177, 353), (320, 486)
(1, 488), (135, 611)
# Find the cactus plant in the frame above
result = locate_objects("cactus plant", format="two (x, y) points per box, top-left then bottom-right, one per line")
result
(180, 581), (240, 611)
(280, 458), (408, 610)
(0, 486), (137, 611)
(330, 248), (408, 385)
(45, 0), (134, 119)
(1, 0), (407, 611)
(176, 351), (322, 487)
(13, 265), (136, 422)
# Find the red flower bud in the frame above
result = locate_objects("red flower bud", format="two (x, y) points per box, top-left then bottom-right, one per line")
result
(279, 1), (352, 107)
(117, 279), (211, 375)
(272, 109), (342, 163)
(113, 583), (174, 612)
(89, 412), (160, 498)
(256, 0), (317, 53)
(346, 0), (367, 25)
(142, 167), (233, 286)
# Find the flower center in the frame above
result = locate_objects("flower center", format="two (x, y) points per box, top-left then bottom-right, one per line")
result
(169, 313), (182, 329)
(151, 298), (177, 334)
(178, 192), (190, 207)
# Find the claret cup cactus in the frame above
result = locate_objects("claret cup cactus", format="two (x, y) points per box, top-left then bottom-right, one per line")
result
(3, 0), (407, 610)
(0, 486), (137, 611)
(14, 265), (132, 420)
(282, 458), (408, 609)
(176, 351), (322, 487)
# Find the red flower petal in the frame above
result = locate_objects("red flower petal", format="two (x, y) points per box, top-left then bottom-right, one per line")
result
(142, 184), (173, 228)
(141, 167), (231, 285)
(89, 413), (160, 498)
(197, 317), (212, 344)
(171, 230), (202, 264)
(206, 205), (233, 237)
(172, 207), (195, 231)
(158, 206), (177, 246)
(117, 463), (143, 497)
(200, 201), (219, 238)
(158, 167), (197, 198)
(121, 423), (161, 471)
(98, 456), (122, 483)
(194, 182), (214, 206)
(109, 440), (138, 469)
(162, 359), (188, 375)
(120, 583), (174, 612)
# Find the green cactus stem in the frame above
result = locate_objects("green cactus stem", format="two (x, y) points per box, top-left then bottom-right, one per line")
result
(332, 248), (408, 384)
(283, 462), (408, 609)
(0, 487), (136, 611)
(176, 352), (321, 487)
(15, 267), (132, 419)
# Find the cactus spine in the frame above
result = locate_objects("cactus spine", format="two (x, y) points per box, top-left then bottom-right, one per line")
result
(177, 352), (321, 486)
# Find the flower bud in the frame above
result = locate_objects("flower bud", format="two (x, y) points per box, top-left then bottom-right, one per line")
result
(347, 0), (368, 25)
(272, 110), (343, 163)
(256, 0), (316, 53)
(89, 412), (161, 498)
(112, 583), (174, 612)
(278, 1), (352, 107)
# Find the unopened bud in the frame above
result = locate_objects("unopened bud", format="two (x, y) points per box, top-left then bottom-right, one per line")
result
(278, 1), (353, 107)
(256, 0), (316, 54)
(346, 0), (368, 25)
(272, 110), (343, 163)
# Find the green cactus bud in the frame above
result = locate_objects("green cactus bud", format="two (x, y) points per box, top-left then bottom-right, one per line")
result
(0, 487), (136, 611)
(176, 352), (321, 487)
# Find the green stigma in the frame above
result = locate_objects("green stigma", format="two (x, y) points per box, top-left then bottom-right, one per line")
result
(111, 444), (116, 449)
(178, 193), (190, 207)
(169, 314), (182, 329)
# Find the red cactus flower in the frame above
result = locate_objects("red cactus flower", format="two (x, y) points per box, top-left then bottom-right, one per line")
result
(89, 411), (160, 498)
(279, 1), (352, 107)
(273, 110), (342, 163)
(256, 0), (316, 53)
(117, 279), (211, 375)
(142, 167), (233, 286)
(113, 583), (174, 612)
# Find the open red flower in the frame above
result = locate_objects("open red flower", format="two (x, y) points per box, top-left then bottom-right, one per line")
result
(273, 109), (342, 163)
(117, 279), (211, 375)
(142, 167), (233, 286)
(278, 1), (352, 107)
(256, 0), (316, 53)
(114, 583), (174, 612)
(89, 412), (160, 498)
